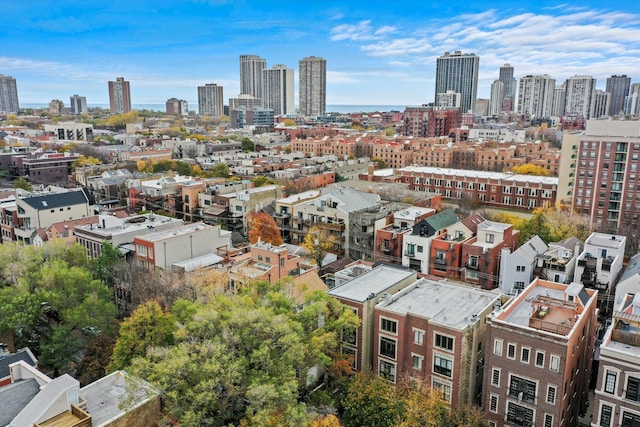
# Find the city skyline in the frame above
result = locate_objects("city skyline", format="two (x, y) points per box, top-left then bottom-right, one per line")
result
(1, 1), (639, 106)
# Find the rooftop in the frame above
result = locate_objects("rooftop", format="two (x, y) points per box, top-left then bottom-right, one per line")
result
(277, 190), (321, 204)
(393, 206), (434, 221)
(0, 378), (40, 426)
(584, 232), (626, 250)
(328, 264), (415, 302)
(80, 371), (158, 427)
(19, 189), (88, 211)
(497, 279), (595, 337)
(135, 222), (212, 243)
(400, 166), (558, 185)
(378, 279), (500, 329)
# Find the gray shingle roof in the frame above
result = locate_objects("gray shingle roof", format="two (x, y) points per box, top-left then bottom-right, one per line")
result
(0, 378), (39, 426)
(0, 349), (37, 380)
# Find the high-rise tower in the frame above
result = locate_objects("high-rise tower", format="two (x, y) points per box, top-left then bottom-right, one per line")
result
(262, 65), (295, 116)
(606, 75), (631, 116)
(70, 94), (87, 115)
(108, 77), (131, 114)
(489, 80), (504, 116)
(240, 55), (266, 101)
(434, 51), (479, 114)
(518, 75), (555, 118)
(0, 74), (19, 113)
(299, 56), (326, 117)
(564, 75), (597, 119)
(499, 63), (516, 111)
(197, 83), (224, 117)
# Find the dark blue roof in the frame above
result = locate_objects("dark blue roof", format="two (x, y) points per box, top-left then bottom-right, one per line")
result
(20, 189), (89, 211)
(0, 348), (38, 379)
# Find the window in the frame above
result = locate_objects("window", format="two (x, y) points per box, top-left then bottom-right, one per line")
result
(544, 414), (553, 427)
(507, 343), (516, 359)
(521, 347), (530, 364)
(516, 265), (526, 272)
(434, 333), (454, 351)
(486, 233), (495, 243)
(491, 368), (500, 387)
(547, 385), (556, 404)
(412, 354), (423, 370)
(136, 244), (147, 256)
(494, 339), (503, 356)
(605, 370), (617, 394)
(379, 337), (397, 359)
(509, 375), (537, 404)
(413, 329), (424, 345)
(380, 318), (397, 334)
(550, 354), (560, 372)
(432, 378), (452, 403)
(467, 255), (479, 268)
(489, 394), (498, 413)
(622, 412), (640, 427)
(599, 405), (613, 427)
(433, 354), (453, 377)
(506, 402), (534, 426)
(406, 244), (415, 256)
(417, 245), (423, 253)
(626, 376), (640, 401)
(379, 360), (396, 383)
(536, 351), (545, 367)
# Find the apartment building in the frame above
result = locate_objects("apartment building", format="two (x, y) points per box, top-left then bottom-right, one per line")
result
(402, 209), (460, 273)
(533, 237), (583, 285)
(461, 221), (519, 290)
(559, 120), (640, 230)
(375, 207), (435, 265)
(429, 213), (485, 280)
(400, 166), (558, 211)
(573, 232), (626, 293)
(403, 106), (462, 137)
(614, 253), (640, 309)
(134, 222), (231, 271)
(591, 293), (640, 427)
(329, 265), (417, 371)
(483, 279), (598, 427)
(499, 235), (548, 295)
(373, 279), (504, 407)
(274, 190), (321, 243)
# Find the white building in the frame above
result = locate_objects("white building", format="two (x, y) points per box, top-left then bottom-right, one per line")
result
(574, 232), (626, 292)
(499, 235), (548, 295)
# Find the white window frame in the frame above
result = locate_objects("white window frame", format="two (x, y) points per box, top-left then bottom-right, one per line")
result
(521, 346), (531, 364)
(434, 332), (455, 352)
(489, 394), (499, 413)
(549, 354), (560, 372)
(507, 343), (516, 360)
(413, 328), (424, 345)
(494, 339), (503, 356)
(491, 367), (501, 387)
(546, 384), (557, 405)
(535, 350), (545, 368)
(411, 353), (423, 371)
(379, 360), (396, 383)
(432, 352), (454, 378)
(432, 377), (452, 403)
(379, 316), (398, 335)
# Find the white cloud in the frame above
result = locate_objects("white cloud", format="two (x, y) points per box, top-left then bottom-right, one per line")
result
(330, 20), (396, 41)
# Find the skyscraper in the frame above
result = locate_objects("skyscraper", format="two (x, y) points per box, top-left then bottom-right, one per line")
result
(239, 55), (266, 101)
(606, 75), (631, 116)
(489, 80), (504, 116)
(625, 84), (640, 115)
(70, 94), (87, 115)
(517, 75), (555, 118)
(197, 83), (224, 116)
(299, 56), (326, 117)
(262, 64), (295, 116)
(498, 63), (516, 111)
(434, 51), (479, 114)
(592, 90), (611, 118)
(108, 77), (131, 114)
(551, 84), (566, 116)
(564, 75), (597, 119)
(166, 98), (188, 116)
(0, 74), (19, 113)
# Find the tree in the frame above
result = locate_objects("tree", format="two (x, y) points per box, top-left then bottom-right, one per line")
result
(283, 119), (297, 126)
(241, 137), (255, 152)
(518, 211), (552, 244)
(14, 177), (32, 191)
(39, 325), (81, 377)
(111, 300), (177, 370)
(252, 175), (276, 187)
(92, 241), (124, 286)
(247, 211), (283, 246)
(72, 155), (101, 170)
(511, 163), (551, 176)
(76, 334), (115, 386)
(342, 373), (405, 427)
(302, 227), (339, 267)
(207, 162), (230, 178)
(371, 158), (387, 169)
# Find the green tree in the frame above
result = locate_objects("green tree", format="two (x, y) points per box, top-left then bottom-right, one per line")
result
(93, 241), (124, 286)
(518, 212), (552, 244)
(111, 301), (177, 370)
(14, 177), (32, 191)
(241, 137), (255, 152)
(39, 325), (81, 377)
(252, 175), (276, 187)
(371, 158), (387, 169)
(342, 373), (405, 427)
(207, 162), (230, 178)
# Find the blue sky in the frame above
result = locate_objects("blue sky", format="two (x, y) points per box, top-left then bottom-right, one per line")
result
(1, 0), (639, 107)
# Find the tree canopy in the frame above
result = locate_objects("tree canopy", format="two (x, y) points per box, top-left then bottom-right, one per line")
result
(510, 163), (551, 176)
(302, 227), (339, 267)
(247, 211), (283, 246)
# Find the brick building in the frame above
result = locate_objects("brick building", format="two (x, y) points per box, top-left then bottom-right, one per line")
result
(403, 106), (461, 138)
(375, 207), (435, 265)
(483, 279), (598, 427)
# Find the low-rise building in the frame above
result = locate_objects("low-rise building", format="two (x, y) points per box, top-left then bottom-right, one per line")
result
(592, 293), (640, 427)
(574, 232), (626, 293)
(499, 235), (548, 295)
(461, 221), (519, 290)
(375, 207), (435, 265)
(614, 253), (640, 309)
(373, 279), (504, 407)
(429, 213), (485, 280)
(483, 279), (598, 427)
(402, 209), (460, 273)
(329, 265), (417, 371)
(533, 236), (583, 284)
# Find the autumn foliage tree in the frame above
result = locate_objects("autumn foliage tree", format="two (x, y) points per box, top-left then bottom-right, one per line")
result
(302, 226), (339, 267)
(510, 163), (551, 176)
(247, 211), (283, 246)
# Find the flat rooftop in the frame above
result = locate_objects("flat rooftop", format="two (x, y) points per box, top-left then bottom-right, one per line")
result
(393, 207), (435, 221)
(80, 371), (157, 427)
(277, 190), (321, 204)
(328, 264), (415, 302)
(400, 166), (558, 185)
(378, 279), (500, 329)
(585, 233), (626, 250)
(136, 222), (212, 242)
